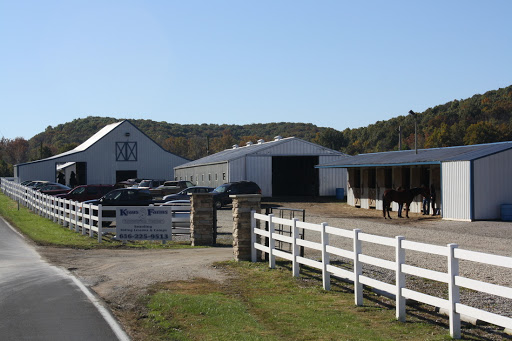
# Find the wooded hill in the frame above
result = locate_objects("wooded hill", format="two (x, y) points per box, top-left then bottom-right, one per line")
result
(1, 84), (511, 177)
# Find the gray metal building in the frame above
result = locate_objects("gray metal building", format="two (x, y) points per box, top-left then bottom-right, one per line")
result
(174, 136), (348, 197)
(14, 120), (188, 185)
(317, 141), (512, 221)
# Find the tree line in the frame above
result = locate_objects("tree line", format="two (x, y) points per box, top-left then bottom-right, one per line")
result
(1, 84), (511, 177)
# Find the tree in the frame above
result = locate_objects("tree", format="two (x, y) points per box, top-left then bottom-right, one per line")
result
(463, 122), (500, 145)
(312, 128), (346, 151)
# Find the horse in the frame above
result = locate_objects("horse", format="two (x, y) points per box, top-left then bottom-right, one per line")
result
(382, 187), (429, 219)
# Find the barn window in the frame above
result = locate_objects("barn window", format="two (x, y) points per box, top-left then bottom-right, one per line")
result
(201, 174), (204, 182)
(222, 172), (226, 180)
(190, 175), (193, 182)
(215, 174), (218, 181)
(208, 173), (211, 181)
(116, 142), (137, 161)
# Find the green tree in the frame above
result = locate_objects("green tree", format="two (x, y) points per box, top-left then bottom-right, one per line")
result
(463, 122), (500, 145)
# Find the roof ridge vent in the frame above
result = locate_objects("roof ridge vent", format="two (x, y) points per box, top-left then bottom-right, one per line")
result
(274, 135), (282, 141)
(232, 144), (239, 149)
(246, 141), (253, 146)
(257, 139), (265, 144)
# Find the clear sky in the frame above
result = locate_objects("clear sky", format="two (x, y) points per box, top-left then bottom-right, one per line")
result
(1, 0), (511, 140)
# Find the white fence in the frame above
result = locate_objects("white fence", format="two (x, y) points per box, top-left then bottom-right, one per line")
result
(1, 180), (190, 243)
(251, 212), (512, 339)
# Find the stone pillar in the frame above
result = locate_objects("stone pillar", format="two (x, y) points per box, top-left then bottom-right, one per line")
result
(190, 193), (214, 246)
(231, 194), (261, 261)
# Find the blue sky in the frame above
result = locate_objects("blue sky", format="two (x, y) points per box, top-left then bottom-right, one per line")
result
(1, 0), (511, 140)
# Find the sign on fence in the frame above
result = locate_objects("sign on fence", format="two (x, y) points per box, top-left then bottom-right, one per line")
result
(116, 206), (172, 241)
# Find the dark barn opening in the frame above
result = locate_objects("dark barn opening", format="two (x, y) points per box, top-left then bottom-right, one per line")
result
(272, 156), (319, 196)
(116, 170), (137, 183)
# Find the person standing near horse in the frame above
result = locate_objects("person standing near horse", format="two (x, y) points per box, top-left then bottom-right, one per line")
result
(430, 184), (437, 216)
(422, 184), (430, 215)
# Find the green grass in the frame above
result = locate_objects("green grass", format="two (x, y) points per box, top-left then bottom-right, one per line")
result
(137, 261), (452, 341)
(0, 192), (194, 249)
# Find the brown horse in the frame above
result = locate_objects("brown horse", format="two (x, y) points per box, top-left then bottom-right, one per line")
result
(382, 187), (429, 219)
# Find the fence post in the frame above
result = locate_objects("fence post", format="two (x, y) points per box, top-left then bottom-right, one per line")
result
(268, 214), (275, 269)
(448, 243), (461, 339)
(88, 203), (94, 237)
(321, 222), (330, 290)
(292, 218), (300, 277)
(97, 204), (103, 243)
(396, 236), (406, 322)
(251, 210), (257, 262)
(353, 228), (363, 306)
(73, 201), (79, 232)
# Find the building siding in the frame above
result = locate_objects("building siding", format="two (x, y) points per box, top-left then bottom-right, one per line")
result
(473, 148), (512, 220)
(318, 156), (347, 196)
(442, 161), (471, 221)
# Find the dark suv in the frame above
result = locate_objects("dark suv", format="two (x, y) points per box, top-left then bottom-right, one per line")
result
(55, 184), (114, 202)
(212, 181), (261, 209)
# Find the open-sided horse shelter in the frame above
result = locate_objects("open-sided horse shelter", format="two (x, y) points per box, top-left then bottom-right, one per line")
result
(317, 141), (512, 221)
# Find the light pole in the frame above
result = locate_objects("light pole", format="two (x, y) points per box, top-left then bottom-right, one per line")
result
(409, 110), (417, 154)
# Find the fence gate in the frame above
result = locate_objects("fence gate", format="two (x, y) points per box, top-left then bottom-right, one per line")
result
(265, 207), (305, 258)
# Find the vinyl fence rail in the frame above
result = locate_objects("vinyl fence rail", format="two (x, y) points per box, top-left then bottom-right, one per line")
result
(1, 179), (190, 243)
(251, 211), (512, 339)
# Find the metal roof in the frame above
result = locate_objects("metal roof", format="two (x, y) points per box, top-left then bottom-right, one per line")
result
(176, 137), (346, 169)
(317, 141), (512, 168)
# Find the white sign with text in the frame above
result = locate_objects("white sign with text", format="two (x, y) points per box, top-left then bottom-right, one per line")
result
(115, 206), (172, 241)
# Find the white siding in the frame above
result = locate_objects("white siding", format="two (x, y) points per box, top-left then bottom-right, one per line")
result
(442, 161), (471, 221)
(246, 156), (272, 196)
(318, 156), (347, 196)
(228, 158), (245, 182)
(473, 149), (512, 220)
(175, 163), (228, 188)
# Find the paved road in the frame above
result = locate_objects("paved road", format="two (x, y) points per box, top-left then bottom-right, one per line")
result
(0, 217), (128, 341)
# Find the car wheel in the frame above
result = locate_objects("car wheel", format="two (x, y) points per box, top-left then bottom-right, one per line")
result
(214, 200), (222, 210)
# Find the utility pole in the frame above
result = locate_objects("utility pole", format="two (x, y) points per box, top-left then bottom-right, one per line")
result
(409, 110), (418, 154)
(398, 125), (402, 150)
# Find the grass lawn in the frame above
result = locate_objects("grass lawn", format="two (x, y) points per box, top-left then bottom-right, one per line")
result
(0, 192), (193, 249)
(134, 261), (453, 341)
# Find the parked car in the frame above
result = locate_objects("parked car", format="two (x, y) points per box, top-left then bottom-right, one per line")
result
(55, 184), (115, 202)
(137, 179), (166, 190)
(162, 186), (214, 201)
(150, 180), (195, 198)
(25, 180), (53, 189)
(115, 178), (143, 188)
(212, 181), (261, 209)
(84, 188), (164, 207)
(83, 188), (165, 226)
(37, 183), (72, 196)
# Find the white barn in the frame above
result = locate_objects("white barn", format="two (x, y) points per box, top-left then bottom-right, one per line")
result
(174, 136), (348, 197)
(14, 120), (188, 185)
(317, 141), (512, 221)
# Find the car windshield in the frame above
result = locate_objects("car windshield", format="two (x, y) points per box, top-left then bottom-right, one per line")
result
(104, 190), (123, 200)
(138, 180), (151, 187)
(71, 187), (86, 194)
(213, 184), (229, 193)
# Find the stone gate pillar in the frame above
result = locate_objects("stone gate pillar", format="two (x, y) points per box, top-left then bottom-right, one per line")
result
(190, 193), (214, 246)
(231, 194), (261, 261)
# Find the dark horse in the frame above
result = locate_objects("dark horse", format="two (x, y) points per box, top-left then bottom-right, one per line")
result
(382, 187), (429, 219)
